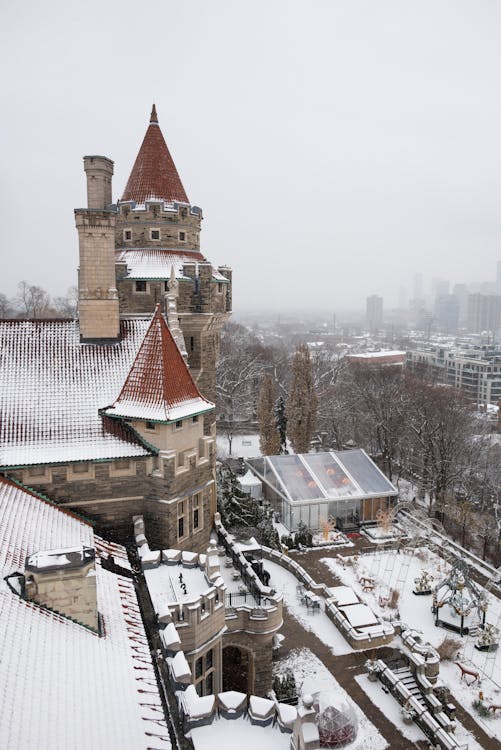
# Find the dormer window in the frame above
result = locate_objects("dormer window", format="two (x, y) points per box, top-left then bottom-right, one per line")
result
(179, 231), (186, 242)
(150, 229), (160, 240)
(135, 281), (147, 293)
(145, 421), (156, 431)
(175, 420), (183, 430)
(123, 229), (132, 241)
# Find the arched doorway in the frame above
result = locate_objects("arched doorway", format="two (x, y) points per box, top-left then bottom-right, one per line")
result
(222, 645), (251, 693)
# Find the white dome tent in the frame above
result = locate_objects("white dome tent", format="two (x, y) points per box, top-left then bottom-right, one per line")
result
(238, 469), (262, 500)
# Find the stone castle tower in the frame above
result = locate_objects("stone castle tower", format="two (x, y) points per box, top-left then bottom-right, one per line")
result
(76, 105), (231, 422)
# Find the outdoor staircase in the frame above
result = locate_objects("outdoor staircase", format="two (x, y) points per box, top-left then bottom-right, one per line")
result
(392, 667), (427, 708)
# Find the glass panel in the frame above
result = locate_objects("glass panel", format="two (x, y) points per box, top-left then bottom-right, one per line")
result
(304, 453), (358, 498)
(268, 455), (321, 501)
(336, 449), (395, 494)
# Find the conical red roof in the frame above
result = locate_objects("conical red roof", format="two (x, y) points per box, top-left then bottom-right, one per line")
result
(121, 105), (189, 204)
(104, 306), (213, 423)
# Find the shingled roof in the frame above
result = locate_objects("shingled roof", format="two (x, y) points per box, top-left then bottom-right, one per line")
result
(0, 319), (151, 467)
(121, 105), (189, 205)
(0, 477), (170, 750)
(104, 306), (213, 423)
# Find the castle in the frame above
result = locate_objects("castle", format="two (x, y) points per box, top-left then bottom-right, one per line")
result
(0, 106), (283, 702)
(0, 105), (231, 552)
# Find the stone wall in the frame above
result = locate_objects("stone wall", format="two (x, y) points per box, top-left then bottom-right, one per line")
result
(116, 201), (202, 250)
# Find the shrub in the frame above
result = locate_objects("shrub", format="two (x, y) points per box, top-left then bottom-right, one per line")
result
(436, 636), (462, 661)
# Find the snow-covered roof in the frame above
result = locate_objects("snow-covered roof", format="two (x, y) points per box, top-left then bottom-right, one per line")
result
(249, 449), (397, 504)
(104, 306), (214, 424)
(339, 602), (379, 628)
(116, 248), (207, 280)
(0, 318), (151, 467)
(238, 469), (262, 487)
(0, 477), (169, 750)
(327, 585), (360, 607)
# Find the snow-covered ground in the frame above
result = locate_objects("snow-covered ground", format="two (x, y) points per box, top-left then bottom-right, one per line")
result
(274, 648), (387, 749)
(321, 548), (501, 741)
(190, 716), (289, 749)
(216, 433), (260, 459)
(355, 673), (426, 744)
(265, 558), (354, 655)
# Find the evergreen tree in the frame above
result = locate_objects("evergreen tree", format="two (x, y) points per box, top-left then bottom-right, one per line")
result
(275, 395), (288, 454)
(286, 343), (318, 453)
(257, 373), (281, 455)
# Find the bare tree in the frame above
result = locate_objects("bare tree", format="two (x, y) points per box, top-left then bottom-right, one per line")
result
(16, 281), (52, 318)
(53, 286), (78, 318)
(0, 293), (14, 318)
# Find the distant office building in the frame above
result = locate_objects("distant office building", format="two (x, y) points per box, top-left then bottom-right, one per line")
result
(366, 295), (383, 331)
(435, 294), (459, 333)
(432, 278), (450, 308)
(413, 273), (424, 303)
(452, 284), (469, 327)
(496, 260), (501, 292)
(467, 294), (501, 335)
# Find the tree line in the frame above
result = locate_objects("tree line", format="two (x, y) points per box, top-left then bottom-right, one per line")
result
(216, 322), (501, 562)
(0, 282), (77, 319)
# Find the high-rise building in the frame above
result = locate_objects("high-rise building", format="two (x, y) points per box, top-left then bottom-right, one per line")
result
(366, 294), (383, 331)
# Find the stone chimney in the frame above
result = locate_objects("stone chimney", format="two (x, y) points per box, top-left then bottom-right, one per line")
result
(24, 546), (98, 631)
(76, 155), (120, 342)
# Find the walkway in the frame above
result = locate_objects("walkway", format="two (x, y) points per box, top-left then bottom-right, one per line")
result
(277, 547), (499, 750)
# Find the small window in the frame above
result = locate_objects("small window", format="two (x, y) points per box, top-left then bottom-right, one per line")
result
(175, 420), (183, 429)
(195, 657), (203, 679)
(135, 281), (147, 293)
(179, 231), (186, 242)
(192, 415), (198, 424)
(205, 672), (213, 695)
(123, 229), (132, 241)
(205, 649), (213, 669)
(164, 281), (169, 292)
(178, 517), (184, 538)
(190, 336), (194, 352)
(150, 229), (160, 240)
(145, 421), (156, 431)
(193, 508), (199, 529)
(217, 283), (223, 293)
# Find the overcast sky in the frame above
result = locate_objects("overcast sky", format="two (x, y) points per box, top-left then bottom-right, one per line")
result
(2, 1), (501, 312)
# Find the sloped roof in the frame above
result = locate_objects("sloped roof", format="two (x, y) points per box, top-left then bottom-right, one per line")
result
(0, 477), (170, 750)
(104, 306), (213, 423)
(121, 105), (189, 205)
(249, 449), (397, 504)
(116, 248), (205, 279)
(0, 319), (151, 467)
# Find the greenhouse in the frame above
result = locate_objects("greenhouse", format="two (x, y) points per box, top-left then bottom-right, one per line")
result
(246, 449), (397, 532)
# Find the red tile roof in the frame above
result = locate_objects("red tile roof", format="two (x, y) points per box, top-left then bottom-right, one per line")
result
(121, 105), (189, 205)
(104, 306), (213, 423)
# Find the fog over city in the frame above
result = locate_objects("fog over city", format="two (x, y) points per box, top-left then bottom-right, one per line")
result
(2, 0), (501, 312)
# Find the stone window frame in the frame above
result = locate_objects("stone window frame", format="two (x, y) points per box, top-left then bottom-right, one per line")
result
(178, 230), (186, 242)
(192, 648), (216, 696)
(145, 421), (156, 431)
(134, 280), (148, 294)
(109, 458), (137, 478)
(174, 419), (183, 431)
(192, 492), (203, 533)
(123, 228), (132, 241)
(177, 500), (188, 542)
(217, 283), (223, 294)
(150, 228), (161, 241)
(67, 462), (95, 481)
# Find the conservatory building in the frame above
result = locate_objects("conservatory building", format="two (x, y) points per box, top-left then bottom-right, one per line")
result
(246, 450), (398, 533)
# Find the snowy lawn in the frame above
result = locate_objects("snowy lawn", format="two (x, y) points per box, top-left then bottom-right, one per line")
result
(355, 673), (426, 744)
(265, 558), (354, 655)
(321, 547), (501, 741)
(274, 648), (388, 749)
(190, 716), (289, 749)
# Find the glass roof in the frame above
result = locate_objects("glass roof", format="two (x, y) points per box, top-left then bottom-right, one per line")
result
(334, 449), (396, 494)
(303, 453), (358, 498)
(268, 455), (321, 501)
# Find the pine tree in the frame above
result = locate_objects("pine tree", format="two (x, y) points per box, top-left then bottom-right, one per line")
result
(286, 343), (318, 454)
(257, 374), (281, 455)
(275, 395), (288, 454)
